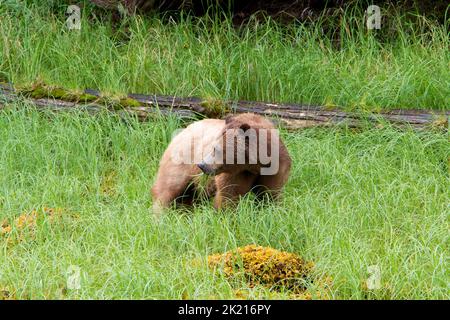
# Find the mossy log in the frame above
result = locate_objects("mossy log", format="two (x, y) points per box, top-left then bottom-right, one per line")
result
(0, 83), (448, 130)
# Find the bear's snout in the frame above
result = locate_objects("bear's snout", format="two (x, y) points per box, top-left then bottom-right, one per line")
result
(197, 162), (215, 175)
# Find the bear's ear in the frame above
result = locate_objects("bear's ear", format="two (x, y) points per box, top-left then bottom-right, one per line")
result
(239, 123), (251, 132)
(224, 115), (235, 124)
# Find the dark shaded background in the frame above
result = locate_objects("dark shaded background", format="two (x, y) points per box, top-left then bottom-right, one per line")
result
(88, 0), (448, 23)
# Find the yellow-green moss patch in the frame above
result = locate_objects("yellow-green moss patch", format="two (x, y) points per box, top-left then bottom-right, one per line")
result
(119, 97), (141, 108)
(20, 83), (84, 102)
(200, 97), (230, 117)
(208, 245), (315, 293)
(77, 93), (98, 103)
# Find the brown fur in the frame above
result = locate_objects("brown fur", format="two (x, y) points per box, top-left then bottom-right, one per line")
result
(151, 113), (291, 214)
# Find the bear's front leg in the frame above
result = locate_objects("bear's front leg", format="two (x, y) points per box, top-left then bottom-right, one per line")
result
(213, 172), (257, 209)
(254, 158), (291, 200)
(151, 164), (196, 216)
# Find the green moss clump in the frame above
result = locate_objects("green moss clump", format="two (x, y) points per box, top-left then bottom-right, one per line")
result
(200, 97), (229, 117)
(49, 88), (66, 98)
(94, 96), (120, 110)
(98, 97), (141, 110)
(48, 88), (78, 101)
(28, 86), (48, 99)
(77, 93), (98, 103)
(20, 83), (77, 101)
(323, 97), (338, 110)
(119, 97), (141, 108)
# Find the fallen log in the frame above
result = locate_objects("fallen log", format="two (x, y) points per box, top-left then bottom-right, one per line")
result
(0, 83), (448, 130)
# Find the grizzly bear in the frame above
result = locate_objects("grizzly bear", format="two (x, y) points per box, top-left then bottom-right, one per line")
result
(151, 113), (292, 214)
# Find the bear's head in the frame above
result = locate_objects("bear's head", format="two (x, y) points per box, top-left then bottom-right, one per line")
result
(197, 113), (280, 176)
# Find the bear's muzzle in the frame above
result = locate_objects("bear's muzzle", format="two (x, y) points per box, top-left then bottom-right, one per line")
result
(197, 162), (216, 175)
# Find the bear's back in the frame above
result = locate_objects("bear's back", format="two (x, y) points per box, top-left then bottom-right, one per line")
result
(165, 119), (225, 166)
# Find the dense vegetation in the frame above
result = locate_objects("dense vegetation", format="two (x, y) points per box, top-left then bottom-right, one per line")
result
(0, 1), (448, 299)
(0, 108), (448, 299)
(0, 1), (448, 110)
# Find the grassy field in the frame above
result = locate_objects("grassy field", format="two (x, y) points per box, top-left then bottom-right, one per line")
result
(0, 2), (449, 300)
(0, 106), (448, 299)
(0, 2), (449, 110)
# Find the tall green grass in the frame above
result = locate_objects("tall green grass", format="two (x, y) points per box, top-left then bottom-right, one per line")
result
(0, 106), (448, 299)
(0, 2), (448, 300)
(0, 2), (449, 110)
